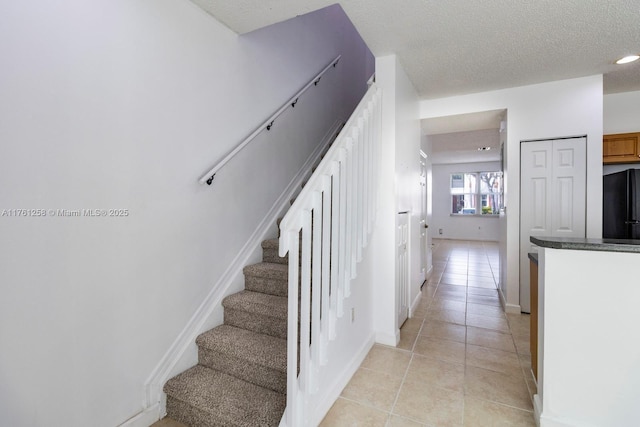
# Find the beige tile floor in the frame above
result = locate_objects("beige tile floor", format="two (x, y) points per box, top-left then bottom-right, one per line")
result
(320, 239), (537, 427)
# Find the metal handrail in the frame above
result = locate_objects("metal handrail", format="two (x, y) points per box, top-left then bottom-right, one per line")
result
(198, 55), (342, 185)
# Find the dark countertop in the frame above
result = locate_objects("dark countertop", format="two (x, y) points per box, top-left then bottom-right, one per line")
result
(530, 236), (640, 254)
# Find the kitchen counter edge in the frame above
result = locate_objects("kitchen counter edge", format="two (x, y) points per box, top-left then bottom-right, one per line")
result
(530, 236), (640, 253)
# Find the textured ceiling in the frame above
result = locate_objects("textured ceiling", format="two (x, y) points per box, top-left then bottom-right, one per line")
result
(190, 0), (640, 99)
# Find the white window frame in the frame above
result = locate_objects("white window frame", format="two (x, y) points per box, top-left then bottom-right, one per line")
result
(450, 171), (503, 216)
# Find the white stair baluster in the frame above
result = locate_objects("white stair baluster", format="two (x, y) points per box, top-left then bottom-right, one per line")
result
(320, 175), (332, 363)
(329, 159), (341, 339)
(278, 84), (381, 426)
(310, 191), (322, 391)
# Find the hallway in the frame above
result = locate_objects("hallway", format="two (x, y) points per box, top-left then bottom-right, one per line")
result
(321, 239), (536, 426)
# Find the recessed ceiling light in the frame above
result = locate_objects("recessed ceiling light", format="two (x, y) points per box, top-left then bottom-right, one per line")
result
(616, 55), (640, 65)
(477, 147), (491, 151)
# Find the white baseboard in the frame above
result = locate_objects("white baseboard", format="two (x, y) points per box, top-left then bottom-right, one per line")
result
(498, 286), (507, 309)
(409, 291), (422, 317)
(504, 303), (521, 314)
(311, 333), (375, 426)
(533, 394), (542, 427)
(118, 403), (161, 427)
(143, 119), (344, 411)
(425, 265), (434, 280)
(498, 286), (522, 314)
(538, 413), (578, 427)
(375, 329), (400, 347)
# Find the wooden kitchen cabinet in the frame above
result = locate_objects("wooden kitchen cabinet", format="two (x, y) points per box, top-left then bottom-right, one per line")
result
(603, 132), (640, 164)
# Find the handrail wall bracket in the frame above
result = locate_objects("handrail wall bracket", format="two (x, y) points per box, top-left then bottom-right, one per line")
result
(198, 55), (342, 186)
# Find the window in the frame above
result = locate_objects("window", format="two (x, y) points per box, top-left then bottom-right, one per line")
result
(451, 171), (502, 215)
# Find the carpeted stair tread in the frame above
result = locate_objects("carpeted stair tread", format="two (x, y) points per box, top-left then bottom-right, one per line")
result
(244, 262), (287, 280)
(261, 239), (280, 250)
(261, 239), (286, 265)
(164, 365), (286, 427)
(197, 325), (286, 371)
(222, 291), (287, 319)
(223, 291), (288, 339)
(196, 325), (287, 393)
(243, 262), (289, 296)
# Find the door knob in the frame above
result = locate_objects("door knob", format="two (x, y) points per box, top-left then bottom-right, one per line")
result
(424, 224), (429, 229)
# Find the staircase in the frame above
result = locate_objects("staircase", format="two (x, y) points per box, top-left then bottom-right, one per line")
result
(162, 136), (324, 426)
(163, 238), (290, 426)
(162, 83), (381, 427)
(161, 114), (337, 426)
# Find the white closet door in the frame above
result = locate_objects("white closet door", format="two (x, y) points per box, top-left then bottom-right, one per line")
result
(520, 137), (586, 312)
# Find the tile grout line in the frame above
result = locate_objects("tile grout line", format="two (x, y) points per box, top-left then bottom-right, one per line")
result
(387, 348), (416, 424)
(391, 257), (447, 427)
(323, 240), (537, 426)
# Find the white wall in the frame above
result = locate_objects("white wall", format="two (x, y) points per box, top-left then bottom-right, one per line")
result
(0, 2), (374, 426)
(421, 142), (435, 278)
(420, 76), (603, 312)
(603, 90), (640, 134)
(538, 247), (640, 427)
(372, 56), (399, 345)
(498, 118), (509, 298)
(394, 59), (424, 320)
(309, 239), (376, 425)
(421, 139), (434, 280)
(603, 90), (640, 174)
(431, 161), (501, 241)
(603, 163), (640, 175)
(372, 55), (422, 345)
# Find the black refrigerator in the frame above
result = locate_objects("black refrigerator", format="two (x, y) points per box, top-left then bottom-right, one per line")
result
(603, 169), (640, 239)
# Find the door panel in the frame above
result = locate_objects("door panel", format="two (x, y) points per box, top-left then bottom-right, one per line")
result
(555, 177), (575, 232)
(521, 142), (552, 313)
(532, 178), (548, 231)
(532, 149), (548, 168)
(557, 148), (574, 167)
(520, 137), (586, 313)
(552, 139), (586, 237)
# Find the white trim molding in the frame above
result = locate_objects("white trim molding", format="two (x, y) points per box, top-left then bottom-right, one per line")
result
(534, 394), (542, 427)
(499, 286), (522, 314)
(117, 403), (161, 427)
(409, 290), (422, 317)
(375, 329), (400, 347)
